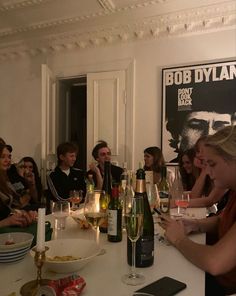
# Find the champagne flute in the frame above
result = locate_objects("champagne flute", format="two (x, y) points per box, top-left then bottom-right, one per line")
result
(122, 196), (145, 286)
(83, 190), (106, 244)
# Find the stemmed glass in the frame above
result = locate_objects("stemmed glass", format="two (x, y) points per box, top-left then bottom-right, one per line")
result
(51, 201), (70, 230)
(146, 183), (160, 214)
(174, 191), (190, 217)
(83, 190), (106, 244)
(122, 196), (145, 286)
(69, 190), (83, 211)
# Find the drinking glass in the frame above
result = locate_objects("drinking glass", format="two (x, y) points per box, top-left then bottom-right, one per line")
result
(83, 190), (106, 244)
(51, 201), (70, 230)
(146, 183), (160, 214)
(174, 191), (190, 217)
(122, 196), (145, 286)
(69, 190), (83, 211)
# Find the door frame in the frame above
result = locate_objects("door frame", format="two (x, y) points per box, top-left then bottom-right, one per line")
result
(53, 58), (135, 170)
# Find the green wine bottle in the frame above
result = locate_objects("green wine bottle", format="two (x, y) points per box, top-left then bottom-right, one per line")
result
(127, 168), (154, 267)
(108, 184), (122, 242)
(99, 161), (112, 233)
(158, 166), (170, 214)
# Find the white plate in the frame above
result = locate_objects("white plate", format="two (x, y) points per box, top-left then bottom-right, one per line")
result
(31, 238), (101, 273)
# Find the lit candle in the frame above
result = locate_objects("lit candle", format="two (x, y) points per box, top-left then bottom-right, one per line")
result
(36, 208), (45, 251)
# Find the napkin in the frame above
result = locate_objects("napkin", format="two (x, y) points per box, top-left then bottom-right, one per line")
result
(37, 274), (86, 296)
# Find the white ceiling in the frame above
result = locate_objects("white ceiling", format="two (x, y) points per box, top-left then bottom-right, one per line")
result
(0, 0), (235, 60)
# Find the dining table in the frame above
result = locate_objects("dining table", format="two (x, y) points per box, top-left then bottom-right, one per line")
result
(1, 207), (206, 296)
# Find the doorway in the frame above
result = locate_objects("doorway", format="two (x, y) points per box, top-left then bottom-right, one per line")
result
(57, 76), (87, 171)
(41, 60), (135, 188)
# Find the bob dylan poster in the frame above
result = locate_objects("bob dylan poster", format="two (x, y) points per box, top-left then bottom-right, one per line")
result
(162, 60), (236, 163)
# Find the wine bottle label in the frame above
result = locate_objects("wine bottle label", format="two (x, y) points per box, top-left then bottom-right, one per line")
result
(107, 210), (118, 236)
(140, 238), (154, 260)
(135, 236), (154, 266)
(159, 191), (169, 213)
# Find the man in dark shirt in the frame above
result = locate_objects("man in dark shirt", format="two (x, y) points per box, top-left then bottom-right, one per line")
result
(48, 142), (86, 201)
(87, 140), (123, 187)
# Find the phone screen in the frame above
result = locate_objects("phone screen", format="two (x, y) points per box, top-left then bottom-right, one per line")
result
(133, 276), (187, 296)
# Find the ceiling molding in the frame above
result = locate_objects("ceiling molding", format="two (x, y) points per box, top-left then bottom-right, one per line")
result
(0, 0), (235, 61)
(0, 0), (52, 11)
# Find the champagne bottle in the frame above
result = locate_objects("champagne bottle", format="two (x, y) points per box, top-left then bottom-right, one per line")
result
(127, 168), (154, 267)
(158, 166), (170, 214)
(99, 161), (112, 233)
(108, 184), (122, 242)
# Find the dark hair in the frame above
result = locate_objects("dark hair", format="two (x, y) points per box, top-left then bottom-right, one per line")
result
(57, 142), (78, 164)
(0, 138), (12, 152)
(92, 140), (109, 160)
(179, 148), (199, 191)
(20, 156), (43, 199)
(143, 146), (165, 173)
(0, 144), (12, 196)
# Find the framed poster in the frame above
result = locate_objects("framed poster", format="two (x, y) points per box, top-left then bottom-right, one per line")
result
(162, 60), (236, 163)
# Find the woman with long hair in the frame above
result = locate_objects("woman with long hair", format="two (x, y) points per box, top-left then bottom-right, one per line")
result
(179, 148), (199, 191)
(18, 156), (43, 202)
(143, 146), (174, 185)
(162, 126), (236, 295)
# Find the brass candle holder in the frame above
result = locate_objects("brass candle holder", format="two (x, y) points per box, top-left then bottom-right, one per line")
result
(20, 246), (50, 296)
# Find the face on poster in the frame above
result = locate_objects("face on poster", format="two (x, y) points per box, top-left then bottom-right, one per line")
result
(162, 60), (236, 163)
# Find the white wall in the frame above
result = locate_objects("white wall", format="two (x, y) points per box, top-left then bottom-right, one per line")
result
(0, 29), (235, 170)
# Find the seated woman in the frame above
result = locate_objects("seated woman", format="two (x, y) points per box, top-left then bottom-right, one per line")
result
(162, 126), (236, 295)
(143, 146), (174, 186)
(0, 144), (37, 227)
(186, 136), (228, 212)
(16, 156), (43, 207)
(179, 148), (199, 191)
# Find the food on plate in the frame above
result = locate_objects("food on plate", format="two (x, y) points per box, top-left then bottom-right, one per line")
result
(47, 255), (82, 262)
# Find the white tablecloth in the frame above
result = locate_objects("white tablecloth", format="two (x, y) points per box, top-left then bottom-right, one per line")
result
(1, 207), (206, 296)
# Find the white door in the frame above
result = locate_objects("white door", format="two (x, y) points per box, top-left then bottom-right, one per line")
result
(41, 64), (57, 187)
(87, 70), (126, 168)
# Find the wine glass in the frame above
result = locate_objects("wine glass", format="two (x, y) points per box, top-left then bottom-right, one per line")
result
(174, 191), (190, 217)
(122, 196), (145, 286)
(51, 201), (70, 230)
(146, 183), (160, 214)
(83, 190), (106, 244)
(69, 190), (83, 211)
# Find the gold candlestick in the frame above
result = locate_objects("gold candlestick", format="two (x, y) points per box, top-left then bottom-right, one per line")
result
(20, 246), (50, 296)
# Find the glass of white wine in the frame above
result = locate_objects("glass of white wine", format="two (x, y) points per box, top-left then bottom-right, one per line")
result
(83, 190), (106, 244)
(122, 196), (144, 286)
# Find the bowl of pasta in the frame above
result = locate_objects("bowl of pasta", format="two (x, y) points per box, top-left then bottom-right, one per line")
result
(33, 238), (101, 273)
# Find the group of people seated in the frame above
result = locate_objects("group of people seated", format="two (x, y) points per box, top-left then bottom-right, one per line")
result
(1, 125), (236, 295)
(0, 138), (39, 228)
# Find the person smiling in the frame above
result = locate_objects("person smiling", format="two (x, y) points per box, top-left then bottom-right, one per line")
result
(161, 126), (236, 295)
(48, 142), (86, 201)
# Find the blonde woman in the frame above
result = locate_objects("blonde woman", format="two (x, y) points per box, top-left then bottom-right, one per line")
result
(161, 126), (236, 295)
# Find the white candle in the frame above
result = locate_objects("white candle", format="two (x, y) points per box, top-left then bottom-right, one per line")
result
(36, 208), (45, 251)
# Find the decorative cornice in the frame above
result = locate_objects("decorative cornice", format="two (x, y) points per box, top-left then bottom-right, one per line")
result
(0, 0), (235, 61)
(0, 0), (52, 12)
(0, 0), (165, 39)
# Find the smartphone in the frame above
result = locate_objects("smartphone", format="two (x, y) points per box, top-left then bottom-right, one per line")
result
(153, 208), (162, 216)
(133, 276), (187, 296)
